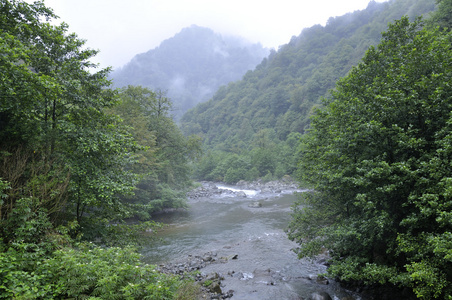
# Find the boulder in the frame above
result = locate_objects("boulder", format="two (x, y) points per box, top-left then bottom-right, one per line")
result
(210, 282), (222, 294)
(236, 191), (247, 197)
(310, 291), (332, 300)
(236, 180), (248, 187)
(316, 276), (329, 285)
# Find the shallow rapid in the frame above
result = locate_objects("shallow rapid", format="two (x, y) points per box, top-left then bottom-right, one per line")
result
(142, 183), (362, 300)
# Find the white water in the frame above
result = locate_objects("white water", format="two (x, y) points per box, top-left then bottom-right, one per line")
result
(142, 187), (362, 300)
(216, 184), (259, 197)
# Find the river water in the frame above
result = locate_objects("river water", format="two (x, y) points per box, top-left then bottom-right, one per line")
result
(142, 184), (362, 300)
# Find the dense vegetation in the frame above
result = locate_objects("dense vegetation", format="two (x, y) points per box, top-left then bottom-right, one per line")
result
(2, 0), (452, 298)
(0, 0), (201, 298)
(110, 25), (269, 119)
(110, 86), (201, 219)
(287, 4), (452, 300)
(180, 0), (436, 184)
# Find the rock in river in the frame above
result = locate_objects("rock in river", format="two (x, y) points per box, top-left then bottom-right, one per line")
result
(248, 201), (262, 208)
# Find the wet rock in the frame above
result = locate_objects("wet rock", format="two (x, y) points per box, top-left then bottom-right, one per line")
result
(187, 180), (303, 199)
(158, 255), (234, 300)
(201, 273), (223, 296)
(251, 268), (277, 285)
(236, 191), (247, 197)
(210, 282), (222, 294)
(261, 187), (273, 193)
(205, 272), (220, 281)
(306, 274), (329, 285)
(224, 290), (234, 298)
(236, 180), (248, 187)
(248, 201), (262, 208)
(316, 276), (329, 285)
(203, 255), (213, 262)
(220, 254), (238, 262)
(239, 272), (254, 280)
(310, 291), (332, 300)
(315, 249), (331, 266)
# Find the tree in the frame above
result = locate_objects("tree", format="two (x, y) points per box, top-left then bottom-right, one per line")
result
(287, 17), (452, 298)
(180, 0), (436, 183)
(0, 0), (139, 233)
(0, 2), (200, 298)
(427, 0), (452, 30)
(111, 86), (202, 216)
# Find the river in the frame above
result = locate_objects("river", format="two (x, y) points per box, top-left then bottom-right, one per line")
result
(141, 183), (362, 300)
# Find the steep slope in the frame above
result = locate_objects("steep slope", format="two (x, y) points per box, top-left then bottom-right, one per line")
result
(180, 0), (436, 151)
(110, 25), (269, 119)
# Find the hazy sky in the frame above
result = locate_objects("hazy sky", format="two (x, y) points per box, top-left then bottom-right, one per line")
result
(39, 0), (386, 70)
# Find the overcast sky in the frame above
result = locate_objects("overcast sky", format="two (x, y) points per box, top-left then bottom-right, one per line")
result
(40, 0), (386, 70)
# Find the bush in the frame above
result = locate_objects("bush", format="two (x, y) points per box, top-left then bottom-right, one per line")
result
(0, 183), (186, 300)
(288, 17), (452, 298)
(47, 244), (180, 300)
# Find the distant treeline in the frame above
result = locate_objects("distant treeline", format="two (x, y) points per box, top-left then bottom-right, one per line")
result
(180, 0), (436, 183)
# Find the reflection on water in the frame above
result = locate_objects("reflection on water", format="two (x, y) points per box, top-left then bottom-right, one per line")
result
(143, 192), (294, 263)
(141, 188), (361, 300)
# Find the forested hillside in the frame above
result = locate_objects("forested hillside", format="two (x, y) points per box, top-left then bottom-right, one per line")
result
(110, 25), (269, 119)
(288, 0), (452, 298)
(180, 0), (436, 183)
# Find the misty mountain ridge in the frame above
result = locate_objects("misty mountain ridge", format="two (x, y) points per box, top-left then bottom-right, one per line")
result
(110, 25), (269, 119)
(180, 0), (437, 152)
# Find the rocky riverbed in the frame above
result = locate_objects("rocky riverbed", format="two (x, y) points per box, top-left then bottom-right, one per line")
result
(187, 179), (304, 200)
(144, 180), (362, 300)
(156, 249), (341, 300)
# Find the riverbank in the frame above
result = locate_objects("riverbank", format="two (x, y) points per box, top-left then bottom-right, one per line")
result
(142, 181), (362, 300)
(156, 249), (338, 300)
(187, 179), (304, 200)
(146, 181), (416, 300)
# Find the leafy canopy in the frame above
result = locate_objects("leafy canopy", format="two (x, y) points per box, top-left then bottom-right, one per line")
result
(180, 0), (436, 183)
(0, 1), (202, 299)
(288, 17), (452, 299)
(109, 86), (202, 218)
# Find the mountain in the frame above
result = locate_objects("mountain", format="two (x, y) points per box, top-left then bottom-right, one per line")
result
(110, 25), (269, 119)
(179, 0), (437, 182)
(180, 0), (436, 149)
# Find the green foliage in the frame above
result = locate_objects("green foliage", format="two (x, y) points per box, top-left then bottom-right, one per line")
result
(173, 279), (203, 300)
(47, 244), (180, 300)
(181, 0), (436, 181)
(0, 181), (195, 300)
(0, 2), (205, 299)
(427, 0), (452, 30)
(288, 17), (452, 298)
(1, 238), (182, 300)
(1, 0), (202, 244)
(111, 86), (202, 216)
(0, 0), (144, 238)
(192, 132), (302, 183)
(0, 194), (66, 299)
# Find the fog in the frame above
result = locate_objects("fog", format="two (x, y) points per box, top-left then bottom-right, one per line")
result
(38, 0), (387, 69)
